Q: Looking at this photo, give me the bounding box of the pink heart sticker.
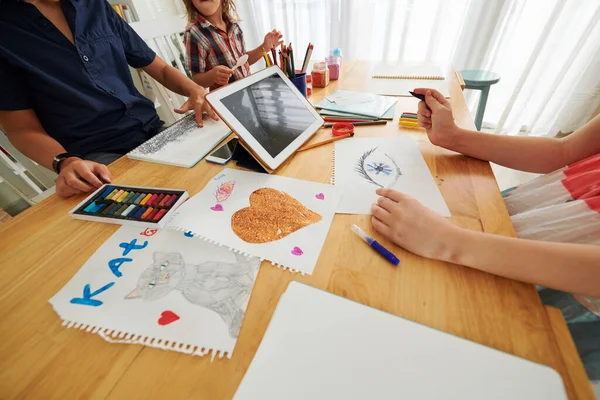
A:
[291,246,303,256]
[315,193,325,200]
[210,204,223,211]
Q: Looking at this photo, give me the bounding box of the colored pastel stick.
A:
[115,204,129,216]
[116,191,130,203]
[146,208,159,220]
[111,189,124,201]
[140,193,152,205]
[100,186,114,199]
[134,193,146,204]
[153,208,167,221]
[141,207,153,219]
[108,204,121,215]
[105,189,119,200]
[146,194,159,206]
[123,192,136,203]
[159,194,171,207]
[122,204,137,217]
[84,202,97,213]
[165,194,178,207]
[140,194,153,205]
[94,204,107,214]
[155,193,165,206]
[132,207,146,219]
[103,203,118,215]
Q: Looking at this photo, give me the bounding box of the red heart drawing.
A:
[158,310,180,326]
[210,204,224,212]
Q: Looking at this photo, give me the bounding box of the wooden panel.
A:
[545,306,595,400]
[0,61,584,399]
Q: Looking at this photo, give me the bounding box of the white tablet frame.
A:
[206,66,324,172]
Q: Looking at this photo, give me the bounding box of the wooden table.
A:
[0,61,593,400]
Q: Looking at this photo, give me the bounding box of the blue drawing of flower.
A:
[366,162,393,175]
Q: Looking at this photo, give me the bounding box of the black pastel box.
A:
[69,184,188,228]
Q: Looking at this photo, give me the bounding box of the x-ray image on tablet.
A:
[206,66,324,172]
[220,74,317,158]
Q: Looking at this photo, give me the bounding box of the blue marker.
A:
[351,224,400,266]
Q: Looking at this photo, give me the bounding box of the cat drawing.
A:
[125,251,259,338]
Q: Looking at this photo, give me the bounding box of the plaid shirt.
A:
[184,13,250,89]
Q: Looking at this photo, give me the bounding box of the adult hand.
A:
[371,188,459,261]
[413,88,458,148]
[174,85,219,126]
[56,158,111,198]
[262,29,284,51]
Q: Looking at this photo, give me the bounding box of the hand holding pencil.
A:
[413,88,457,147]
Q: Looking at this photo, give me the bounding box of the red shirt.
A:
[184,13,250,90]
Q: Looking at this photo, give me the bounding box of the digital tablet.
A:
[206,66,324,172]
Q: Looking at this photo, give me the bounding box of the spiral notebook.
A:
[368,63,450,97]
[234,281,567,400]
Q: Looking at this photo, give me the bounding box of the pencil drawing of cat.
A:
[125,251,259,338]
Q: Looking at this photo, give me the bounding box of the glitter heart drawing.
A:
[158,310,180,326]
[165,168,342,275]
[231,188,322,244]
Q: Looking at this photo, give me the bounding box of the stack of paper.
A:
[314,90,398,119]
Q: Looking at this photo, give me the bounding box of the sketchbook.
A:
[128,113,231,168]
[49,226,261,359]
[234,281,567,400]
[314,90,398,119]
[372,63,445,80]
[334,137,450,216]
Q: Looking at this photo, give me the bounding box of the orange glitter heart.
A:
[231,188,322,243]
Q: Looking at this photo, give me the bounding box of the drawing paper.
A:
[49,226,261,358]
[334,137,450,215]
[167,169,341,274]
[234,281,567,400]
[128,113,231,168]
[314,90,398,119]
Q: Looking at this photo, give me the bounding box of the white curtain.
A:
[236,0,600,137]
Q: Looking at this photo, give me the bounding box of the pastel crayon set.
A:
[69,184,188,228]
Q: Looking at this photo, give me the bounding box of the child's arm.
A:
[371,188,600,298]
[191,67,233,88]
[247,29,283,65]
[414,88,600,174]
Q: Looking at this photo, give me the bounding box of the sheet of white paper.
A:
[333,93,374,106]
[167,169,341,274]
[371,63,445,79]
[49,226,261,358]
[334,137,450,215]
[128,114,231,168]
[234,281,567,400]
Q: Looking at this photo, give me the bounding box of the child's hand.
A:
[413,88,459,148]
[210,65,233,86]
[371,188,459,261]
[262,29,284,51]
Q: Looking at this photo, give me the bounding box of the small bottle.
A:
[311,61,330,88]
[326,54,340,81]
[332,48,343,67]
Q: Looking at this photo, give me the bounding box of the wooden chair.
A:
[130,14,190,125]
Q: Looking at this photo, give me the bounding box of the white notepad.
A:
[367,63,450,98]
[235,281,567,400]
[128,113,231,168]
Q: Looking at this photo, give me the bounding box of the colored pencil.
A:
[271,48,277,67]
[301,43,313,73]
[288,43,296,78]
[323,118,378,123]
[323,120,387,128]
[296,132,354,152]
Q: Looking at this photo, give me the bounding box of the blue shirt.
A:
[0,0,163,156]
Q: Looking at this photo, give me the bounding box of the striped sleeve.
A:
[185,29,207,73]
